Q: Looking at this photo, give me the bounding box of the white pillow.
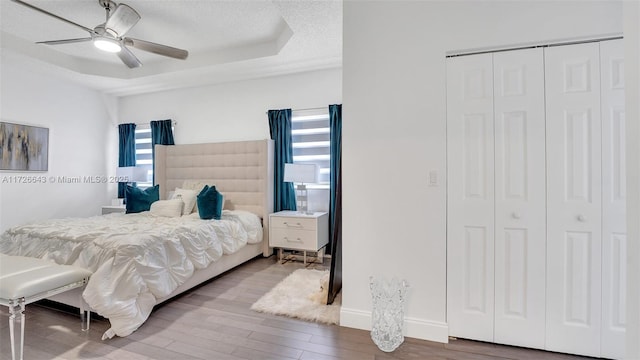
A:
[150,199,184,218]
[171,188,198,214]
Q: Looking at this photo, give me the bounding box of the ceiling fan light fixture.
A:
[93,37,121,53]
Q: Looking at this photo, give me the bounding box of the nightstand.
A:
[269,211,329,264]
[102,205,126,215]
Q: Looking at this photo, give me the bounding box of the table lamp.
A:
[283,163,318,214]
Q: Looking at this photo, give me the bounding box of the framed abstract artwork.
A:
[0,122,49,171]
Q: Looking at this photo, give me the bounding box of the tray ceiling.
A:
[0,0,342,96]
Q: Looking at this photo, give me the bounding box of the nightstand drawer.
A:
[270,216,317,231]
[270,228,318,250]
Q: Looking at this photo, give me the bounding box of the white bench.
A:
[0,254,92,360]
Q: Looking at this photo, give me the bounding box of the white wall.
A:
[342,1,623,342]
[0,65,339,232]
[0,56,117,232]
[118,68,342,212]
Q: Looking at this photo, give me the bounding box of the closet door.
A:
[446,53,495,342]
[600,39,626,360]
[545,43,602,357]
[493,48,546,349]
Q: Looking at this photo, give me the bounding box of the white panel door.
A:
[545,43,602,357]
[447,53,495,342]
[492,48,546,349]
[600,39,626,360]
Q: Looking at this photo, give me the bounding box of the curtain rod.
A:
[265,106,327,115]
[116,120,177,128]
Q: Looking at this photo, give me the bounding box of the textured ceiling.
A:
[0,0,342,96]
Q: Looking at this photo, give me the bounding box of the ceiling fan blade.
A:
[117,46,142,68]
[11,0,94,34]
[105,4,140,37]
[124,37,189,60]
[37,37,93,45]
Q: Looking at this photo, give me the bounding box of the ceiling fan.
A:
[11,0,189,68]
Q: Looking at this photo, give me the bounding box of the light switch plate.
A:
[429,170,438,186]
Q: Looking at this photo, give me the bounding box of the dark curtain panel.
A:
[150,119,175,184]
[328,104,342,254]
[118,123,137,198]
[327,104,342,304]
[268,109,297,212]
[327,178,342,305]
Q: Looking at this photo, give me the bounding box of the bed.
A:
[0,139,274,339]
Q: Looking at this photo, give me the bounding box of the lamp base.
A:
[295,184,310,214]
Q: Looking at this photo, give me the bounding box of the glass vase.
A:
[369,276,409,352]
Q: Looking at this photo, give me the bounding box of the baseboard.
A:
[404,316,449,343]
[340,307,449,343]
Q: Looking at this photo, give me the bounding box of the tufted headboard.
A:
[154,139,274,256]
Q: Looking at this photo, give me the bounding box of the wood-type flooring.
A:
[0,256,599,359]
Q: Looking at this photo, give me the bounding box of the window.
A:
[291,109,330,188]
[134,126,153,188]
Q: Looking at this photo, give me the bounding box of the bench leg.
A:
[8,298,25,360]
[79,290,90,331]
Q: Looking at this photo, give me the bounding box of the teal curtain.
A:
[329,104,342,249]
[118,123,137,198]
[268,109,296,212]
[327,104,342,304]
[150,119,175,184]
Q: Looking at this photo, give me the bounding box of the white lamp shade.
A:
[116,166,148,183]
[283,163,317,184]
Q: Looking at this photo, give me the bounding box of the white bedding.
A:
[0,210,263,339]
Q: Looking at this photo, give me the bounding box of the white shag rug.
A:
[251,269,341,325]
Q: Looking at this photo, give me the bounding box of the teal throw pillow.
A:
[197,185,223,220]
[125,185,160,214]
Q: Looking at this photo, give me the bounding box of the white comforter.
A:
[0,210,262,339]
